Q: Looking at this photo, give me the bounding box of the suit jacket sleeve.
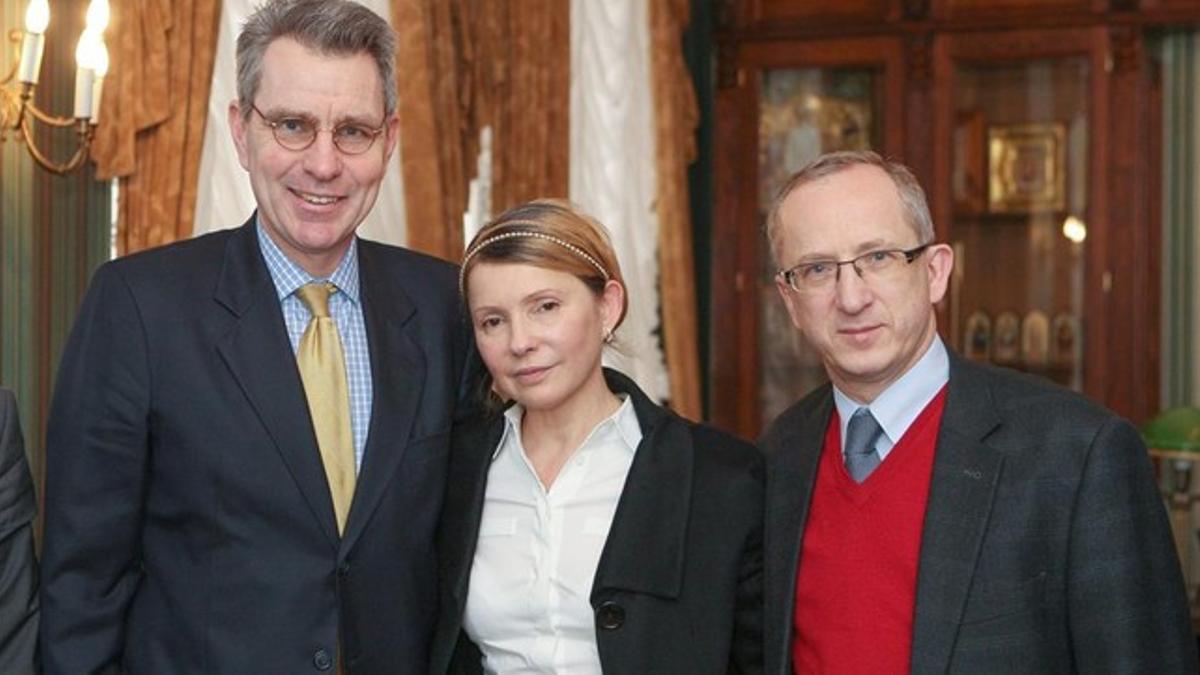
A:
[0,390,38,675]
[40,264,152,674]
[731,452,765,675]
[1067,417,1199,672]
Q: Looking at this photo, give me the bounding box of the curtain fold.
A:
[1161,32,1199,407]
[91,0,221,255]
[392,0,569,261]
[649,0,701,419]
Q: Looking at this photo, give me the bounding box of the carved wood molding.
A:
[903,0,931,21]
[717,40,741,89]
[906,33,933,86]
[716,0,737,31]
[1110,26,1143,75]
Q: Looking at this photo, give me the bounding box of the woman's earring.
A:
[602,327,614,344]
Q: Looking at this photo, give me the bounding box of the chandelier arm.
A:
[19,116,91,175]
[23,99,80,128]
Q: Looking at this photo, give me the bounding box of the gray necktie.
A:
[844,408,883,483]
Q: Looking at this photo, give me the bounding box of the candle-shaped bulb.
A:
[90,40,109,124]
[25,0,50,33]
[93,41,109,77]
[74,31,104,119]
[18,0,50,84]
[85,0,110,32]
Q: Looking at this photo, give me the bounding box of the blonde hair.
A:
[461,199,628,330]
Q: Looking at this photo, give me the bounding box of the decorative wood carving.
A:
[1110,26,1143,75]
[717,40,740,90]
[906,33,933,87]
[715,0,737,31]
[903,0,931,20]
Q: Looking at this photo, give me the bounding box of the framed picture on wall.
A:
[987,122,1067,214]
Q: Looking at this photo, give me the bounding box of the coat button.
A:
[595,601,625,630]
[313,648,333,670]
[337,561,351,577]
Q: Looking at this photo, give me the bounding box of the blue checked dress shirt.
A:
[257,222,373,471]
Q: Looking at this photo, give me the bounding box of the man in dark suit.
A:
[40,1,475,672]
[0,388,38,674]
[760,150,1197,673]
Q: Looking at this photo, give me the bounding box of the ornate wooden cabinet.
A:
[711,0,1200,438]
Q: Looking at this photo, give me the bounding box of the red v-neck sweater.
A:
[792,388,948,674]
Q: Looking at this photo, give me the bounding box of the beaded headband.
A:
[459,226,611,295]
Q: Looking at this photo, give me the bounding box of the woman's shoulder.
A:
[654,412,763,477]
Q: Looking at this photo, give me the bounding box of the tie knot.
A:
[297,282,335,318]
[845,407,883,457]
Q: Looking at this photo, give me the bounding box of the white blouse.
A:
[462,397,643,674]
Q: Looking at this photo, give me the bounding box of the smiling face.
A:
[229,37,398,277]
[467,262,623,415]
[773,164,953,402]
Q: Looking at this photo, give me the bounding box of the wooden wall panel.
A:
[754,0,895,24]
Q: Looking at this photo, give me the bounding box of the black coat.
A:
[431,369,764,674]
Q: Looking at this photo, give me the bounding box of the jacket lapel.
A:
[339,242,422,556]
[214,219,340,548]
[443,417,505,609]
[763,387,832,675]
[591,370,690,601]
[910,356,1005,673]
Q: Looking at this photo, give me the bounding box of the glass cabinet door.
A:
[947,58,1090,392]
[756,67,883,426]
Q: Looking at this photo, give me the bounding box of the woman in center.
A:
[430,200,763,674]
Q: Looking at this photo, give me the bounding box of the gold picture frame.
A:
[987,122,1067,214]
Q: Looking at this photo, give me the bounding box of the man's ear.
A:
[229,100,251,170]
[925,243,955,305]
[382,114,400,162]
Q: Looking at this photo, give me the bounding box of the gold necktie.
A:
[295,282,356,534]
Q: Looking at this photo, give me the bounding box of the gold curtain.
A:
[392,0,570,260]
[91,0,221,255]
[650,0,701,419]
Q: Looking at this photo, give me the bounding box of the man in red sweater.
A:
[760,150,1197,673]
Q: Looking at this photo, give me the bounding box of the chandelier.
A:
[1,0,109,175]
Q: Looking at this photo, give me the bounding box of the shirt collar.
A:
[494,394,641,461]
[255,217,360,304]
[832,335,949,446]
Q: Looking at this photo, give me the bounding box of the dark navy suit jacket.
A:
[41,219,477,674]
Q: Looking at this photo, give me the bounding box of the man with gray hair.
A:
[40,1,476,671]
[760,150,1196,673]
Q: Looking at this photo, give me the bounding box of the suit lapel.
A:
[763,388,832,675]
[214,220,340,547]
[591,371,690,601]
[338,242,423,556]
[910,357,1004,673]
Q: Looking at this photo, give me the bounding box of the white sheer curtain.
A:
[570,0,669,403]
[192,0,407,245]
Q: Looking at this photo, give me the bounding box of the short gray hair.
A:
[236,0,398,118]
[766,150,934,264]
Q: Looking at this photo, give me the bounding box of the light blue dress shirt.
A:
[832,336,949,463]
[256,222,373,471]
